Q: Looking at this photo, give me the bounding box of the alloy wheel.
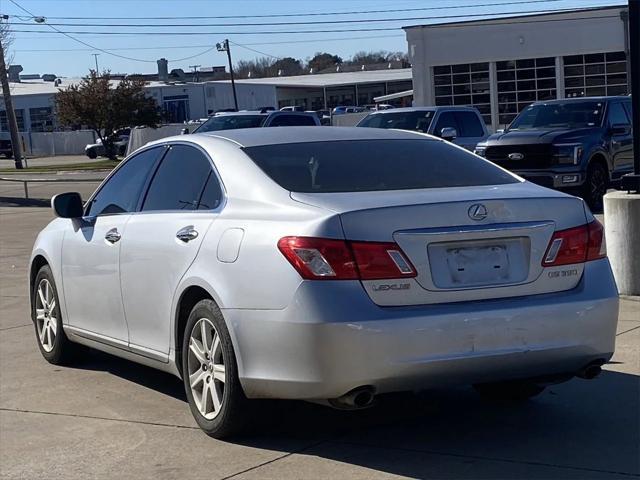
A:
[187,318,226,420]
[589,166,607,210]
[35,279,57,352]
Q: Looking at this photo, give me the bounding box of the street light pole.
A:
[217,39,238,111]
[0,18,23,169]
[92,53,100,73]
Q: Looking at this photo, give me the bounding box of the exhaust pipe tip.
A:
[576,360,604,380]
[329,386,376,410]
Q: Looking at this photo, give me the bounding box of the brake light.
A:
[542,220,606,267]
[278,236,416,280]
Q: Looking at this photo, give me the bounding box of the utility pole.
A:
[189,64,201,83]
[92,53,100,73]
[217,39,238,111]
[0,17,23,169]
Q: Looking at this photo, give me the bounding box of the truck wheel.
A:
[86,149,97,159]
[583,162,608,212]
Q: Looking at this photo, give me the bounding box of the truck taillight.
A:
[278,237,416,280]
[542,220,606,267]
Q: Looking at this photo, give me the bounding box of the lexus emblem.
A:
[468,203,488,221]
[508,152,524,160]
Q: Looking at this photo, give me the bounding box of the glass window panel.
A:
[517,80,536,91]
[585,75,605,87]
[498,81,516,92]
[585,64,606,75]
[607,85,628,96]
[585,87,606,96]
[606,62,627,74]
[564,65,584,76]
[470,62,489,72]
[475,104,491,114]
[498,92,517,102]
[499,102,517,113]
[516,58,535,68]
[471,82,490,94]
[606,51,626,62]
[482,114,492,125]
[473,94,490,104]
[565,88,585,98]
[537,89,556,100]
[565,77,584,88]
[516,69,535,80]
[584,53,605,64]
[452,73,470,84]
[471,72,489,82]
[434,75,452,86]
[517,91,536,102]
[433,65,450,75]
[435,86,453,96]
[536,57,555,67]
[453,84,471,95]
[499,114,517,125]
[536,67,556,79]
[606,73,627,85]
[452,64,470,73]
[537,78,556,89]
[497,70,515,81]
[563,55,583,65]
[518,102,533,111]
[453,95,472,105]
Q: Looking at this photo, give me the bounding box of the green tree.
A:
[56,70,162,159]
[307,52,343,73]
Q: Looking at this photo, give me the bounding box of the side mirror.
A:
[52,192,84,219]
[181,127,190,135]
[440,127,458,141]
[610,123,631,136]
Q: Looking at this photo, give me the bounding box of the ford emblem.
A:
[508,152,524,160]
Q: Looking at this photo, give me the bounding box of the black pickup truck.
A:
[474,96,633,210]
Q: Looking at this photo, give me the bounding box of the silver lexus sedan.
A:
[29,127,619,438]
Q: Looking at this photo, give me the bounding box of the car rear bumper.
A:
[224,258,619,400]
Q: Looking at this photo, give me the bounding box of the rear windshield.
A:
[357,111,434,133]
[243,139,517,193]
[195,115,265,133]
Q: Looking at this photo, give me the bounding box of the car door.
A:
[431,110,460,143]
[61,146,164,343]
[119,144,223,357]
[607,101,633,174]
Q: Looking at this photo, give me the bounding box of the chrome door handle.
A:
[105,228,121,244]
[176,226,199,243]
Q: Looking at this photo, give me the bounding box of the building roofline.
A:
[402,4,626,30]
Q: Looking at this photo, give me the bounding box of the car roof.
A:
[365,106,478,114]
[196,126,436,147]
[532,96,629,105]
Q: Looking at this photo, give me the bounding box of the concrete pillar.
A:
[603,191,640,295]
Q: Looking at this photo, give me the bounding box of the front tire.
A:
[32,265,79,365]
[583,162,608,212]
[182,299,249,438]
[86,148,97,159]
[473,381,545,402]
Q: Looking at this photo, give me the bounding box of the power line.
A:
[5,6,611,27]
[13,0,568,20]
[228,41,281,60]
[6,15,624,36]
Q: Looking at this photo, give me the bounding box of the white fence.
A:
[10,130,98,157]
[126,123,201,155]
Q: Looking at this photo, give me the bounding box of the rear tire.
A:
[182,299,250,438]
[583,162,608,212]
[473,381,545,402]
[32,265,80,365]
[86,149,97,159]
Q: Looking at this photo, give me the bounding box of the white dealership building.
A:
[404,5,631,131]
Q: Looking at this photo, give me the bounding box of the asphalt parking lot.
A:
[1,181,639,480]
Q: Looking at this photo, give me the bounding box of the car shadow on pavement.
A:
[0,196,51,208]
[68,349,640,478]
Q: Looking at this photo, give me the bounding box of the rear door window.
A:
[142,145,213,211]
[269,114,317,126]
[243,139,517,193]
[608,102,630,126]
[455,111,485,137]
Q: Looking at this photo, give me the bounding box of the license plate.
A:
[446,244,509,286]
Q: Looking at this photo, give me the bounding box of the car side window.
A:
[622,102,633,123]
[270,114,316,127]
[197,172,223,210]
[455,112,485,137]
[608,102,630,127]
[86,146,163,217]
[142,144,213,212]
[433,112,459,137]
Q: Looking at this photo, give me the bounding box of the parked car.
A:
[331,106,366,115]
[31,127,617,438]
[357,106,489,150]
[187,110,320,134]
[279,106,305,112]
[85,128,130,159]
[474,96,633,210]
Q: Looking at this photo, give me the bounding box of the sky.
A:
[0,0,626,78]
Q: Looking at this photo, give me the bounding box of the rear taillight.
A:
[542,219,606,267]
[278,236,416,280]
